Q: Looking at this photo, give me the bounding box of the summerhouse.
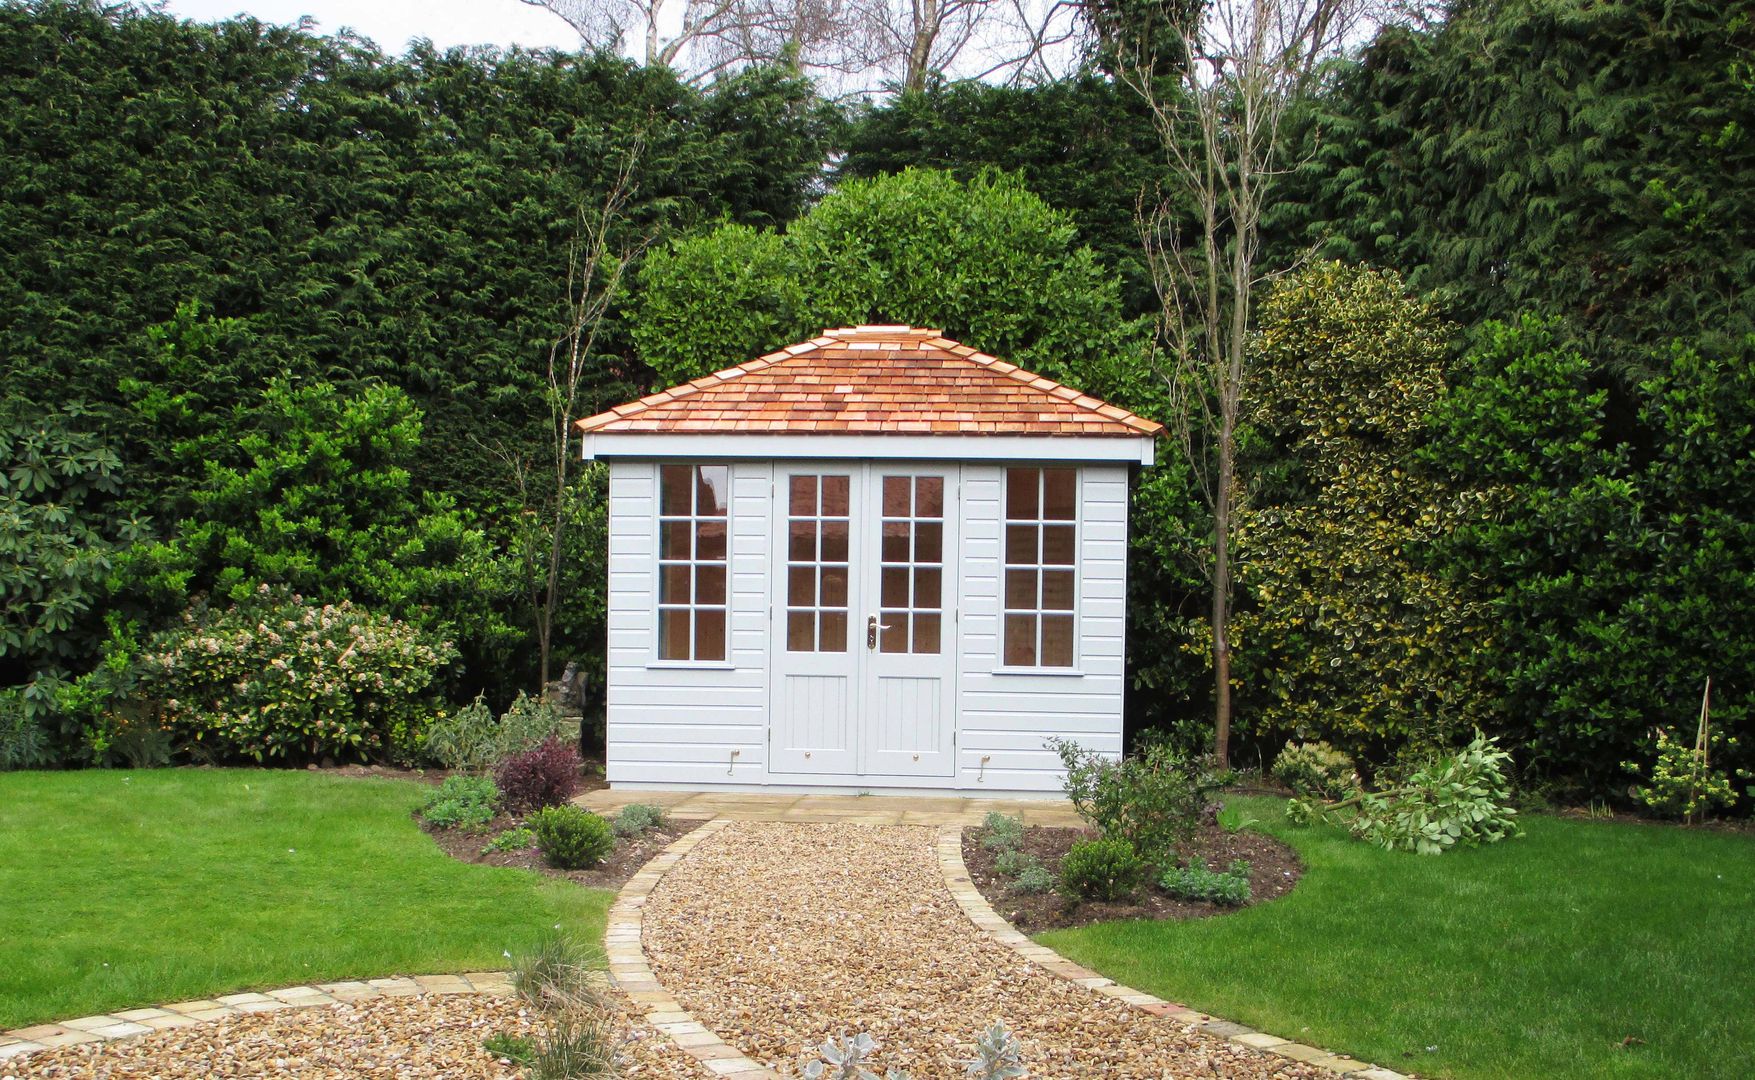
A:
[577,326,1161,796]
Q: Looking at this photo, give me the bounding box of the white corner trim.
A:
[582,433,1156,466]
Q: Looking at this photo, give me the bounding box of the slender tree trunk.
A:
[1212,434,1233,767]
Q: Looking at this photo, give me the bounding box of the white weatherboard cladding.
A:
[602,455,1131,795]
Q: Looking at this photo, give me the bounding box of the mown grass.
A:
[0,768,610,1029]
[1039,796,1755,1080]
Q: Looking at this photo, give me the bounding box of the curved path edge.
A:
[0,972,513,1063]
[933,825,1410,1080]
[606,818,778,1079]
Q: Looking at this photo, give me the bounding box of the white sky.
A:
[162,0,582,54]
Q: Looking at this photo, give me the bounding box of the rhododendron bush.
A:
[142,587,454,762]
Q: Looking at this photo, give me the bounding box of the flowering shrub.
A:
[495,736,583,813]
[140,587,454,762]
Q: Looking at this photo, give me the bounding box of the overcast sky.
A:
[162,0,582,54]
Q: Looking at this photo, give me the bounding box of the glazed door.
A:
[858,468,958,778]
[769,467,860,774]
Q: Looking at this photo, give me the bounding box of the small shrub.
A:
[495,736,583,813]
[1057,837,1145,902]
[483,1031,535,1065]
[1051,738,1225,863]
[423,695,498,772]
[965,1021,1026,1080]
[499,691,567,758]
[613,802,666,837]
[137,587,453,763]
[0,690,55,771]
[980,811,1024,852]
[1624,723,1748,824]
[482,826,535,855]
[531,805,614,869]
[1272,741,1359,801]
[1159,857,1252,905]
[528,998,616,1080]
[509,929,600,1008]
[420,775,499,830]
[992,848,1038,878]
[1010,864,1054,895]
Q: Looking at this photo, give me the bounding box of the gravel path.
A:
[642,822,1330,1080]
[5,992,708,1080]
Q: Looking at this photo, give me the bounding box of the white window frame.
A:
[997,465,1081,673]
[652,463,731,666]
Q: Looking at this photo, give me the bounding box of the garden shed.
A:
[577,326,1162,795]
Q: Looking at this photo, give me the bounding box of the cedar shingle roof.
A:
[576,326,1163,438]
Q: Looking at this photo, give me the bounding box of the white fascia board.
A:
[581,432,1156,466]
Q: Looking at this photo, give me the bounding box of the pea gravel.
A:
[5,992,709,1079]
[642,822,1331,1080]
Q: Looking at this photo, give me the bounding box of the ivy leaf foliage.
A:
[1427,318,1755,794]
[1233,263,1493,761]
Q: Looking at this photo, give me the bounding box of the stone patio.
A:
[573,788,1086,827]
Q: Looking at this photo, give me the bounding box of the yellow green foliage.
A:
[1234,263,1491,758]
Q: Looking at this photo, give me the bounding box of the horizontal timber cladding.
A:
[601,456,1129,794]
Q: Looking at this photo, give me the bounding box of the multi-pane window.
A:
[657,464,729,661]
[878,475,945,654]
[786,474,851,652]
[1003,467,1076,667]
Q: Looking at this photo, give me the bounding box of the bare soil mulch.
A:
[963,822,1303,931]
[424,811,689,891]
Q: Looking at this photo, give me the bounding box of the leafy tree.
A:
[117,380,516,689]
[1287,0,1755,374]
[1429,319,1755,794]
[1233,264,1491,761]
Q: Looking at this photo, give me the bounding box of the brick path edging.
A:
[606,818,779,1079]
[0,972,514,1063]
[933,825,1411,1080]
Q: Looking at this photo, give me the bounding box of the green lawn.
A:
[0,768,610,1029]
[1039,797,1755,1080]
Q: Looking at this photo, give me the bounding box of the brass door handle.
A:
[866,614,895,649]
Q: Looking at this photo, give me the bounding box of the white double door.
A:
[768,463,959,779]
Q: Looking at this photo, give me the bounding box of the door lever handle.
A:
[865,614,894,649]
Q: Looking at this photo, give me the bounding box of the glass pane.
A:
[1043,468,1076,520]
[660,465,692,516]
[661,521,691,560]
[915,476,943,518]
[660,563,691,604]
[880,612,908,653]
[696,466,729,516]
[1005,524,1038,565]
[694,607,726,660]
[914,522,942,563]
[881,566,909,608]
[882,476,911,517]
[882,521,909,563]
[1042,524,1075,566]
[821,475,850,516]
[1042,615,1074,666]
[1003,614,1036,666]
[659,608,690,660]
[820,566,849,608]
[787,610,814,652]
[789,521,816,562]
[912,612,941,654]
[695,564,726,605]
[913,567,942,611]
[821,520,849,562]
[1042,569,1075,610]
[789,475,817,516]
[820,611,847,652]
[696,520,728,562]
[1004,568,1036,609]
[1006,467,1039,520]
[788,566,814,606]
